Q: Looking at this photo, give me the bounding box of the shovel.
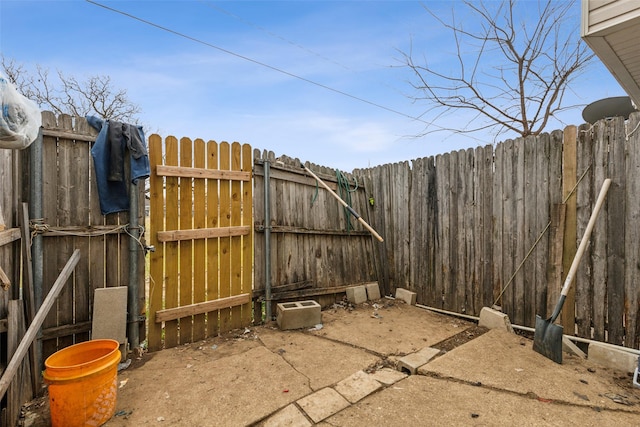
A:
[533,178,611,364]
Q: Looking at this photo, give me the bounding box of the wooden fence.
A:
[256,115,640,350]
[253,152,378,317]
[147,136,253,351]
[358,117,640,349]
[0,112,146,424]
[34,112,146,357]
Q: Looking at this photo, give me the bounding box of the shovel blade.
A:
[533,315,564,364]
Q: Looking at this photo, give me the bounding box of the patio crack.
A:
[258,340,313,390]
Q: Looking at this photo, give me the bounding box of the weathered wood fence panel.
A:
[0,112,147,423]
[253,153,378,314]
[354,118,639,349]
[37,112,146,359]
[148,137,253,351]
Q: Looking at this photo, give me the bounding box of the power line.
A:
[198,0,352,71]
[85,0,438,126]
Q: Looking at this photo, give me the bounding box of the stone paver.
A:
[369,368,407,386]
[297,387,350,423]
[333,370,382,403]
[261,404,312,427]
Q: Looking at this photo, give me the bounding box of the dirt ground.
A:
[18,299,640,426]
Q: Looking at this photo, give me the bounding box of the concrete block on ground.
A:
[364,282,381,301]
[397,347,440,375]
[276,300,321,330]
[478,307,514,333]
[395,288,416,305]
[346,285,367,304]
[562,337,586,359]
[588,342,638,373]
[297,387,350,423]
[92,286,128,343]
[261,404,312,427]
[333,370,382,403]
[369,367,407,386]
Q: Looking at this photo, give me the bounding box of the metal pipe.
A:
[264,159,272,321]
[127,178,141,351]
[414,302,640,356]
[29,127,43,372]
[29,128,43,312]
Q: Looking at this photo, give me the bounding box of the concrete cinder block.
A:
[397,347,440,375]
[395,288,417,305]
[588,342,639,373]
[333,370,382,403]
[346,285,367,304]
[562,337,586,359]
[276,300,321,330]
[365,282,381,301]
[297,387,350,423]
[478,307,514,333]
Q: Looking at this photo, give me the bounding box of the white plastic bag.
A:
[0,73,41,149]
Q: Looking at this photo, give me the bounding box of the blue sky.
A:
[0,0,626,170]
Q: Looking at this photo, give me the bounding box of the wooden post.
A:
[561,126,577,333]
[0,249,80,399]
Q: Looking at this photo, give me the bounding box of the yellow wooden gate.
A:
[147,135,253,351]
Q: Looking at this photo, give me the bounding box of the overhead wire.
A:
[197,0,352,71]
[85,0,448,129]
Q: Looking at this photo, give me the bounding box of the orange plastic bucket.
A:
[43,339,121,427]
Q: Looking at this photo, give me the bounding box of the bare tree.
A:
[401,0,594,139]
[2,55,141,122]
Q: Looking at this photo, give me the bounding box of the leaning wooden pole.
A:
[301,163,384,242]
[0,249,80,399]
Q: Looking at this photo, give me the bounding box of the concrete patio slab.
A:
[419,328,640,411]
[258,327,379,390]
[318,301,473,356]
[320,374,640,426]
[105,342,312,426]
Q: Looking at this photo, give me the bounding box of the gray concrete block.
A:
[346,285,367,304]
[297,387,350,423]
[92,286,128,343]
[562,337,586,359]
[397,347,440,375]
[395,288,417,305]
[262,404,312,427]
[333,370,382,403]
[588,342,639,373]
[276,300,321,330]
[369,368,407,386]
[364,282,381,301]
[478,307,514,333]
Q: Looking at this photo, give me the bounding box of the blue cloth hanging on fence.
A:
[87,116,150,215]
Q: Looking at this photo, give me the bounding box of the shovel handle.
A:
[550,178,611,322]
[302,164,384,242]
